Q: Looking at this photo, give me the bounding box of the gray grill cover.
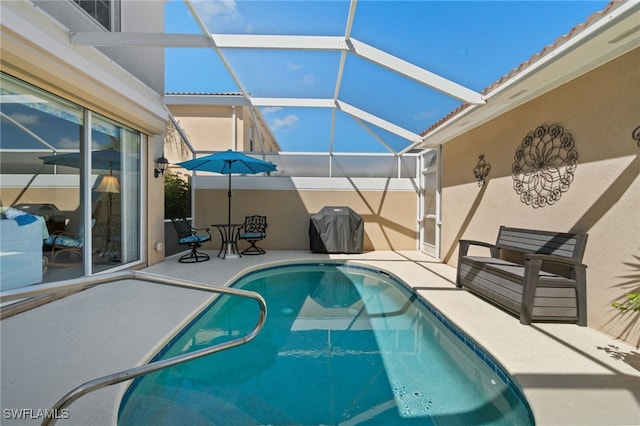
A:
[309,206,363,253]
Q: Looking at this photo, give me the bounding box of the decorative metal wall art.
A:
[512,124,578,208]
[633,126,640,147]
[473,154,491,187]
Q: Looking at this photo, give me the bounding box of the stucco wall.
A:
[191,186,418,252]
[440,49,640,344]
[148,134,166,265]
[168,104,280,155]
[33,0,165,94]
[169,105,236,151]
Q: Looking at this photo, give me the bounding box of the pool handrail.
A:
[0,270,267,426]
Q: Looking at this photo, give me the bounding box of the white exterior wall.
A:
[33,0,164,93]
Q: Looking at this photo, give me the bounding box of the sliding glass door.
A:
[0,72,142,286]
[90,113,141,273]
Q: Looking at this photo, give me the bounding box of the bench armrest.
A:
[459,239,498,257]
[524,253,587,269]
[521,253,588,326]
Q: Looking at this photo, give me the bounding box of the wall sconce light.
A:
[473,154,491,187]
[154,156,169,178]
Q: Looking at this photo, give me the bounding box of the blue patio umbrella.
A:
[40,149,125,171]
[176,150,277,227]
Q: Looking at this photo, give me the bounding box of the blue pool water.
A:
[119,264,534,425]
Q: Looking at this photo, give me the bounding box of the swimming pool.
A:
[119,263,534,425]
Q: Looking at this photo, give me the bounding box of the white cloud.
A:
[8,113,40,126]
[271,114,299,132]
[412,110,439,121]
[287,62,303,71]
[194,0,239,21]
[58,137,80,149]
[261,107,282,115]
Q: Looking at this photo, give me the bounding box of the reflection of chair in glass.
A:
[171,218,211,263]
[38,205,61,233]
[239,215,267,255]
[44,220,95,266]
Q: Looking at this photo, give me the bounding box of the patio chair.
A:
[44,219,95,266]
[239,215,267,255]
[171,218,211,263]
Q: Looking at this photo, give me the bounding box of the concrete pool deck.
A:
[1,250,638,425]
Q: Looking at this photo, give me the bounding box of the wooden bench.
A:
[456,226,588,326]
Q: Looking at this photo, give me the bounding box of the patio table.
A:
[212,223,244,259]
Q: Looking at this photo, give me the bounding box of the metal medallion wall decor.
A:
[633,126,640,147]
[473,154,491,187]
[512,124,578,208]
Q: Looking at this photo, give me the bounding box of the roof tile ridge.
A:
[165,91,244,96]
[483,0,618,96]
[420,0,619,138]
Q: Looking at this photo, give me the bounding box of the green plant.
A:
[164,172,191,219]
[613,293,640,313]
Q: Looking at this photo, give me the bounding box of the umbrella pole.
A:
[227,170,232,228]
[223,165,240,259]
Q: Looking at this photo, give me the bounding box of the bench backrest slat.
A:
[496,226,588,261]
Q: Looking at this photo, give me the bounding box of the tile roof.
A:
[420,0,621,138]
[165,92,243,96]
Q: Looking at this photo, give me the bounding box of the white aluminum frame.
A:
[70,0,485,156]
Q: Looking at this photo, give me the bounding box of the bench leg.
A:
[455,254,465,289]
[575,266,587,326]
[455,242,470,288]
[520,259,542,325]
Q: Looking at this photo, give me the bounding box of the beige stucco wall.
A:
[169,105,237,152]
[148,134,166,265]
[191,187,418,252]
[0,188,78,215]
[440,48,640,345]
[33,0,165,94]
[168,104,280,156]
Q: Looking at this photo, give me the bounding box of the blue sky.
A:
[164,0,610,153]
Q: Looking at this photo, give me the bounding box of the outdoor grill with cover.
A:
[309,206,363,254]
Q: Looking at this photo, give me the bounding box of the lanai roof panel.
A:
[160,0,620,153]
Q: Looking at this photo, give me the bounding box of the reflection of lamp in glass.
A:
[96,172,120,261]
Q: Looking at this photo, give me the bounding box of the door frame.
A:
[418,146,441,259]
